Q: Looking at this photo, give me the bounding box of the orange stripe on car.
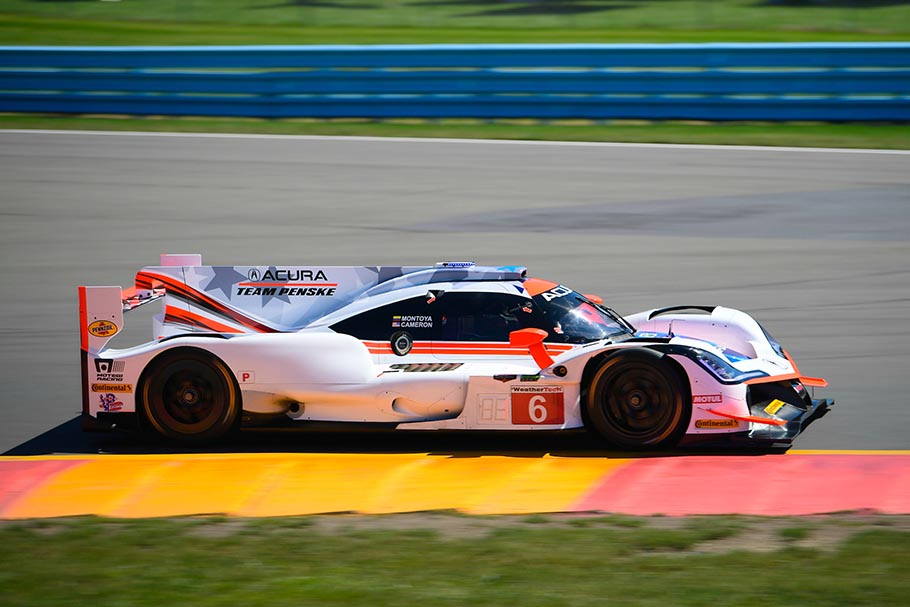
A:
[522,277,560,297]
[361,340,574,357]
[165,306,244,334]
[784,350,830,388]
[78,286,88,352]
[238,282,338,287]
[801,376,829,388]
[141,271,278,333]
[747,350,829,388]
[745,372,801,386]
[708,409,787,427]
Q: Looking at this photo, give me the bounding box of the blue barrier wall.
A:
[1,43,908,121]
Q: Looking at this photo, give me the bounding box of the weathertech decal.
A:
[510,386,565,425]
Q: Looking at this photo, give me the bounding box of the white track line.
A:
[2,128,908,155]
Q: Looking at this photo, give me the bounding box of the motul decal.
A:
[693,394,723,404]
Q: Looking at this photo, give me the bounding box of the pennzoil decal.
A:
[91,383,133,393]
[88,320,119,337]
[695,418,739,429]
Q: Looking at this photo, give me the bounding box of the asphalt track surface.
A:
[1,130,909,456]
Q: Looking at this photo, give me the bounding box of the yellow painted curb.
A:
[2,453,628,519]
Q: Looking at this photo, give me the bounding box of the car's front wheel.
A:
[584,349,689,449]
[140,349,240,443]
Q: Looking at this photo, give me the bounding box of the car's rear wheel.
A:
[585,349,689,449]
[140,350,240,443]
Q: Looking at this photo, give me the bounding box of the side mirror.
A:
[509,328,554,370]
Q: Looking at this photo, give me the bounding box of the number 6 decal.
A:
[528,395,548,423]
[511,387,565,425]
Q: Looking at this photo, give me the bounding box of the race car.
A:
[79,254,832,448]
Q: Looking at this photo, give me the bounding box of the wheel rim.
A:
[601,363,679,444]
[149,359,229,436]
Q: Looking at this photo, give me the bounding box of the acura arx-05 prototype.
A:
[79,255,831,448]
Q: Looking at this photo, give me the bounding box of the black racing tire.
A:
[140,350,240,443]
[584,349,690,450]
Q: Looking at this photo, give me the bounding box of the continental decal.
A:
[88,320,119,337]
[696,419,740,429]
[91,383,133,393]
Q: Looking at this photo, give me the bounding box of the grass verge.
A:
[3,0,910,46]
[2,13,908,46]
[0,513,907,606]
[3,114,908,149]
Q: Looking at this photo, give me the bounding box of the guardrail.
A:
[1,43,908,121]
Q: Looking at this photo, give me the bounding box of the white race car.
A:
[79,255,831,448]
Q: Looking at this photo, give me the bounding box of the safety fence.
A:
[1,43,908,121]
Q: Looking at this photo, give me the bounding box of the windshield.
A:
[531,286,634,344]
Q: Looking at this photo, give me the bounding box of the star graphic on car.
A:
[257,266,293,306]
[203,266,247,298]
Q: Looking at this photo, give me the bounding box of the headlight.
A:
[689,348,768,384]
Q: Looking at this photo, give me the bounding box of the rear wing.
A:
[77,284,166,349]
[77,256,187,354]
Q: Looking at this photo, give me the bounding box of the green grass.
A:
[3,1,908,148]
[4,114,909,149]
[0,516,907,606]
[3,15,906,46]
[2,0,910,45]
[779,525,814,542]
